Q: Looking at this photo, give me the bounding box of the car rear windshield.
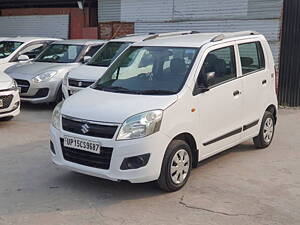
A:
[87,42,132,67]
[35,44,84,63]
[93,46,199,95]
[0,41,23,59]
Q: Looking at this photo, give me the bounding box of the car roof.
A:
[1,36,61,43]
[53,39,106,46]
[133,31,262,48]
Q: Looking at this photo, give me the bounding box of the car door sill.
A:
[203,127,243,146]
[243,119,259,131]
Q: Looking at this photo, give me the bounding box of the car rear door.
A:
[236,39,268,138]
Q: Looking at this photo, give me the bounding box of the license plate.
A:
[64,136,101,154]
[0,99,3,108]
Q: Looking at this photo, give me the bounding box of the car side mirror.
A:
[202,71,215,88]
[194,71,215,95]
[83,56,91,63]
[18,54,30,62]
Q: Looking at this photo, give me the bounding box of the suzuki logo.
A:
[78,81,83,87]
[81,124,90,134]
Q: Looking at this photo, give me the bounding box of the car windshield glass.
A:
[0,41,23,59]
[35,44,84,63]
[92,46,199,95]
[87,42,132,67]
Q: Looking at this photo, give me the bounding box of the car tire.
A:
[0,116,13,121]
[157,139,192,192]
[55,85,63,104]
[253,111,275,149]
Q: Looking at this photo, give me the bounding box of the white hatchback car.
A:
[50,31,278,191]
[0,73,20,120]
[0,36,60,72]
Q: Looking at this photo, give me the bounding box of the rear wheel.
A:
[157,140,192,192]
[253,111,275,148]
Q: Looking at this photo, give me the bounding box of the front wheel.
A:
[253,111,275,149]
[157,140,192,192]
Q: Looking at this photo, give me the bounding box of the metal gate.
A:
[0,15,69,39]
[279,0,300,107]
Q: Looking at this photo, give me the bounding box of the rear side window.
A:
[200,46,236,87]
[238,42,265,75]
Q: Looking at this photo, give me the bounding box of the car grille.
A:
[22,88,49,99]
[68,78,94,88]
[60,139,113,169]
[15,79,30,93]
[0,95,13,109]
[62,116,118,139]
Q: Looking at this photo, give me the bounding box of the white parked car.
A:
[62,32,194,98]
[0,73,20,121]
[50,31,278,191]
[6,39,105,104]
[0,36,60,72]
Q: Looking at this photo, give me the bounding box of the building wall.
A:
[98,0,121,22]
[1,8,87,39]
[0,15,69,38]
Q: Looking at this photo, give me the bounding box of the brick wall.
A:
[99,22,134,39]
[1,8,88,39]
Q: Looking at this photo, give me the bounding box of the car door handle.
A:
[233,90,241,96]
[262,80,267,85]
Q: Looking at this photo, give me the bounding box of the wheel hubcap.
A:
[170,149,190,185]
[263,118,274,143]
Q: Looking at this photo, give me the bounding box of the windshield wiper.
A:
[97,86,132,93]
[138,90,176,95]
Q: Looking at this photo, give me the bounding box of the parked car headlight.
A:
[7,80,18,91]
[63,72,69,86]
[52,102,63,130]
[117,110,163,141]
[32,71,57,83]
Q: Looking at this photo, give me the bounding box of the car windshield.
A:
[35,44,84,63]
[93,46,199,95]
[0,41,23,59]
[87,42,132,67]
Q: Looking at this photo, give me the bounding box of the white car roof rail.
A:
[211,31,260,42]
[143,30,200,41]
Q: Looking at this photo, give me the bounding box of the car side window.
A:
[85,44,103,57]
[199,46,236,87]
[238,42,265,75]
[18,43,46,59]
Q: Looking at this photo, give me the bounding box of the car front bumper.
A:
[0,89,20,118]
[15,78,61,104]
[50,125,170,183]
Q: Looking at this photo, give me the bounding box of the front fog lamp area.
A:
[120,153,150,170]
[117,110,163,141]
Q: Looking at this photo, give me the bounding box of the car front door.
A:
[194,43,243,158]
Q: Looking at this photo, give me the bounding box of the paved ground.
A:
[0,103,299,225]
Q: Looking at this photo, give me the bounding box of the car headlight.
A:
[63,72,69,86]
[117,110,163,141]
[52,102,63,130]
[32,71,57,83]
[7,80,18,91]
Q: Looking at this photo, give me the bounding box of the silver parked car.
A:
[6,39,106,104]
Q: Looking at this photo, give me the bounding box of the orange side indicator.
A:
[191,108,196,112]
